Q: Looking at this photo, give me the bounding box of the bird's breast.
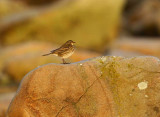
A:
[61,49,75,58]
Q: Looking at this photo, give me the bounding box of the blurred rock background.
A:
[0,0,159,116]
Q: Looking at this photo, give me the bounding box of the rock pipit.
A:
[42,40,76,64]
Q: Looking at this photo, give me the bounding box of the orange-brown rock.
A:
[7,56,160,117]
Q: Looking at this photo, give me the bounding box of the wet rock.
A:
[7,56,160,117]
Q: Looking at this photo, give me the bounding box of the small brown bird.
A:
[42,40,76,64]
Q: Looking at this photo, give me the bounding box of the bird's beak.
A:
[73,41,76,43]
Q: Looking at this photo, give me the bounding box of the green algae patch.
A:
[96,56,122,79]
[96,57,123,115]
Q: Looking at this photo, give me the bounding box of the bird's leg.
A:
[62,58,70,64]
[62,58,66,64]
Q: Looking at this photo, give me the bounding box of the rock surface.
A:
[7,56,160,117]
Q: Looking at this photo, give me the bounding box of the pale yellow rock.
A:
[2,0,125,51]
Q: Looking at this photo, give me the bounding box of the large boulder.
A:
[7,56,160,117]
[1,0,125,51]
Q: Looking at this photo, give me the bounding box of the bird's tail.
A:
[42,53,51,56]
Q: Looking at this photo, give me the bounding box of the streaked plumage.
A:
[42,40,76,64]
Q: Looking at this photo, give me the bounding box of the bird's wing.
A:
[50,46,69,54]
[50,48,58,54]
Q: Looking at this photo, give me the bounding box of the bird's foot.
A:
[62,62,70,64]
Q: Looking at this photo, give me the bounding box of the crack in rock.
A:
[55,105,69,117]
[55,78,98,117]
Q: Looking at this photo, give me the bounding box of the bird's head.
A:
[66,40,76,45]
